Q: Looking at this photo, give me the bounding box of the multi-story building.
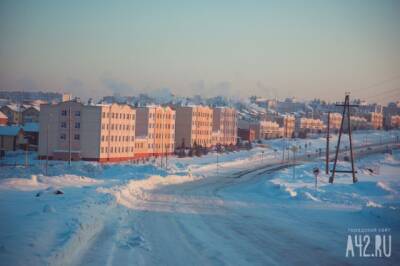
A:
[298,118,325,133]
[390,115,400,128]
[0,111,8,125]
[175,106,213,148]
[281,115,295,138]
[349,116,368,130]
[212,107,237,146]
[383,102,400,128]
[367,112,383,129]
[135,106,176,156]
[38,100,136,162]
[328,113,342,130]
[262,121,283,139]
[237,128,256,142]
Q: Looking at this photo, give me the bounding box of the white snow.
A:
[0,129,399,265]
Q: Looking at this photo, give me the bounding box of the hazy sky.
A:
[0,0,399,103]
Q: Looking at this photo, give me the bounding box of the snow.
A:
[0,129,399,265]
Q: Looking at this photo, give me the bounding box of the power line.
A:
[352,74,400,93]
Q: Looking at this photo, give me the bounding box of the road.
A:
[70,142,399,266]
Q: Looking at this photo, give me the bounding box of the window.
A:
[60,133,66,140]
[61,122,67,128]
[75,122,80,129]
[74,134,80,140]
[61,110,67,116]
[75,111,80,116]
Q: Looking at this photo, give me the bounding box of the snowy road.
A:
[75,145,399,265]
[1,131,399,266]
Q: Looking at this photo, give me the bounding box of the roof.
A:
[0,125,23,136]
[22,122,39,133]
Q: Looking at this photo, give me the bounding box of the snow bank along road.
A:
[0,133,399,266]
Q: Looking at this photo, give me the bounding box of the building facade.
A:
[175,106,213,148]
[298,118,325,133]
[212,107,237,146]
[368,112,383,129]
[135,106,176,156]
[0,111,8,125]
[39,100,136,162]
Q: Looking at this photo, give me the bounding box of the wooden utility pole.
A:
[329,93,358,183]
[325,112,330,175]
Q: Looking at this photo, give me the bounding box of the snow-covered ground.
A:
[0,130,399,265]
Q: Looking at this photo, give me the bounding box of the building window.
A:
[61,122,67,128]
[74,134,80,140]
[60,133,66,140]
[61,110,67,116]
[75,122,80,128]
[75,111,80,116]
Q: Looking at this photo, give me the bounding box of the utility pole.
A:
[68,106,72,165]
[330,93,358,183]
[216,143,220,177]
[46,115,49,175]
[325,112,330,175]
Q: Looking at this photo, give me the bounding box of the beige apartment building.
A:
[135,106,176,156]
[175,106,213,149]
[329,113,342,130]
[299,118,325,133]
[39,100,136,162]
[212,107,237,146]
[282,115,295,138]
[368,112,383,129]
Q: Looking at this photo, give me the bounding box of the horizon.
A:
[1,0,399,104]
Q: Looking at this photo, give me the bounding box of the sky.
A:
[0,0,399,103]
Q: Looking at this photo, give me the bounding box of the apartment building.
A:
[367,112,383,129]
[349,116,368,130]
[329,113,342,130]
[237,128,256,142]
[281,115,295,138]
[175,106,213,148]
[39,100,136,162]
[299,118,325,133]
[212,107,237,146]
[262,121,283,139]
[390,115,400,128]
[135,106,176,156]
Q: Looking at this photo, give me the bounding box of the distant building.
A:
[237,128,256,142]
[0,111,8,125]
[212,107,237,146]
[383,102,400,128]
[38,100,136,162]
[135,106,176,156]
[390,115,400,128]
[0,126,25,151]
[298,118,325,134]
[0,104,23,124]
[22,122,39,149]
[62,93,72,102]
[22,106,40,124]
[329,113,342,131]
[349,116,368,130]
[275,115,295,138]
[175,106,213,148]
[366,112,383,129]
